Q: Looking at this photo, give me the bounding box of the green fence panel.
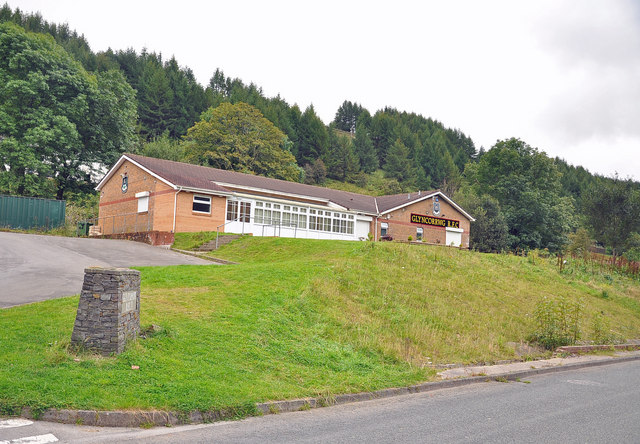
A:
[0,195,66,229]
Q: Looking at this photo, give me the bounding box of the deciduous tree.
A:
[583,175,640,256]
[0,23,136,199]
[184,102,301,181]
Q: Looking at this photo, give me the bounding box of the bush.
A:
[566,228,593,260]
[624,232,640,262]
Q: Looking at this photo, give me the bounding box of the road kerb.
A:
[15,353,640,428]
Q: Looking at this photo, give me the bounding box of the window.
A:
[253,201,311,227]
[255,208,264,224]
[333,217,340,233]
[193,195,211,213]
[381,222,389,237]
[240,202,251,222]
[309,209,317,230]
[135,191,149,213]
[416,227,423,241]
[347,215,354,235]
[226,200,238,220]
[249,202,359,233]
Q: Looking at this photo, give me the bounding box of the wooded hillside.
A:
[1,4,639,258]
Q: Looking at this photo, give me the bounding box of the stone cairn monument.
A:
[71,267,141,355]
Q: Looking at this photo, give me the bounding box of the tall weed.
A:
[529,297,582,349]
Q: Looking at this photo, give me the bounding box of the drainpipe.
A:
[172,187,182,232]
[374,216,378,242]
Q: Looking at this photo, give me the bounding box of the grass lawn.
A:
[1,237,640,416]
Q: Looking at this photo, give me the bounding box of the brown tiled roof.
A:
[107,154,471,218]
[125,154,379,213]
[375,190,439,213]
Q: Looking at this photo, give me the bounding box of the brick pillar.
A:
[71,267,141,355]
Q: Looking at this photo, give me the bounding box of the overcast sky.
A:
[8,0,640,179]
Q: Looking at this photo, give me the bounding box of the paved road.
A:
[3,360,639,443]
[0,232,213,308]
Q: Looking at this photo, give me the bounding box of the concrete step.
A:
[197,234,243,251]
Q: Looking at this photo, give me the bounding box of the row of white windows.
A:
[226,199,355,235]
[189,195,357,236]
[308,209,354,234]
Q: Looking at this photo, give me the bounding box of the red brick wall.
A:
[377,196,471,248]
[99,160,227,234]
[98,160,169,234]
[170,192,226,233]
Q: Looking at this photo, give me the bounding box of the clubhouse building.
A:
[95,154,474,247]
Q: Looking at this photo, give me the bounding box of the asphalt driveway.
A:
[0,232,214,308]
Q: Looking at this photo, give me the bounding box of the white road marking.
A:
[567,379,605,387]
[0,434,58,444]
[0,419,33,429]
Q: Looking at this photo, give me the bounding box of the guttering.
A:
[212,182,331,205]
[172,187,182,233]
[230,191,350,212]
[180,186,232,197]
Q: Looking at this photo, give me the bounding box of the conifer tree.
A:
[137,55,174,139]
[353,122,378,173]
[384,139,414,183]
[324,127,359,181]
[370,112,396,166]
[295,105,328,165]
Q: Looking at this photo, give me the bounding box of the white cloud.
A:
[5,0,639,179]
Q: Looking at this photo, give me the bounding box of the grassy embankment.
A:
[1,236,640,416]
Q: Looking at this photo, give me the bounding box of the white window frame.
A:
[193,195,212,214]
[135,191,149,213]
[240,201,251,222]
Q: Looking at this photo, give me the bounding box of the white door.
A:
[445,227,463,247]
[356,220,370,240]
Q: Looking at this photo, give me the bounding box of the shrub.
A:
[566,228,593,260]
[529,296,582,349]
[591,312,614,344]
